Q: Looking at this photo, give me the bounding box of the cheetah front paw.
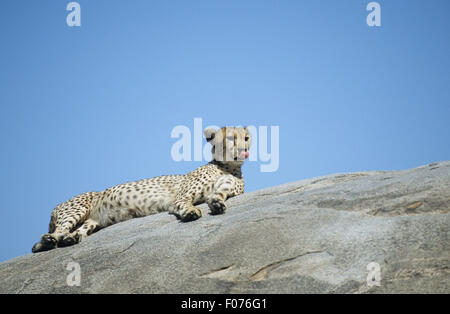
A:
[208,198,227,215]
[180,207,202,222]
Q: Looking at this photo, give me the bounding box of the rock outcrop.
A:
[1,161,449,293]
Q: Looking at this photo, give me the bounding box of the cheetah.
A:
[32,126,251,253]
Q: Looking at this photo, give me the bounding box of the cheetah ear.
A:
[204,128,217,143]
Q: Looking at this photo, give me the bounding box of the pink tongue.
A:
[240,151,249,159]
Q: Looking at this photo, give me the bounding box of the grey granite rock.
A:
[1,161,449,293]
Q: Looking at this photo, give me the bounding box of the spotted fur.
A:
[32,126,251,253]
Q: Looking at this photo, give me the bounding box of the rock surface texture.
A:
[1,161,449,293]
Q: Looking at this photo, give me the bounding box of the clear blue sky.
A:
[1,0,449,262]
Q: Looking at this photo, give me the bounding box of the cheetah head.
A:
[204,126,251,164]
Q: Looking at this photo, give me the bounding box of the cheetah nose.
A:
[239,149,249,159]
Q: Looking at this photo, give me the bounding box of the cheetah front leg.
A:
[171,196,203,222]
[207,175,242,215]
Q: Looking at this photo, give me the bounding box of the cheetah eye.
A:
[245,136,249,141]
[207,133,215,141]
